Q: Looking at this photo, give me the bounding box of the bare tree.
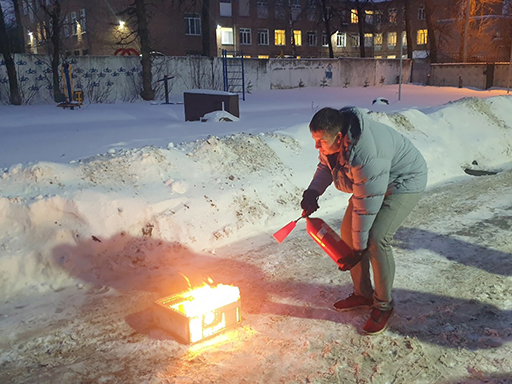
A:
[117,0,155,100]
[319,0,335,58]
[33,0,64,102]
[424,0,438,62]
[134,0,154,100]
[0,1,22,105]
[458,0,504,62]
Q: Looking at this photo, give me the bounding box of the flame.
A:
[172,283,240,343]
[170,283,240,318]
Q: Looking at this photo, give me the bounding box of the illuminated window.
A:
[293,30,302,46]
[336,32,346,47]
[402,31,407,46]
[387,55,397,59]
[258,55,269,59]
[275,29,286,46]
[417,29,428,45]
[374,33,383,47]
[351,9,358,23]
[364,33,373,46]
[185,14,201,35]
[220,27,233,45]
[388,32,397,47]
[307,31,317,46]
[240,28,251,45]
[258,29,269,45]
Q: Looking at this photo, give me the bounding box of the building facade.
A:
[16,0,512,62]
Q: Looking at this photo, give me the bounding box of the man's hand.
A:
[300,189,320,216]
[337,249,366,271]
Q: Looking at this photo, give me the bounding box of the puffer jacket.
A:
[308,106,428,250]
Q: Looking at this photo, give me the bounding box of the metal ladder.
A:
[222,50,245,101]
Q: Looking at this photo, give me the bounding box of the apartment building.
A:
[16,0,512,62]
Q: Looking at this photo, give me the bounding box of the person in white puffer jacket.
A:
[301,106,428,335]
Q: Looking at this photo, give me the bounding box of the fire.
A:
[170,283,240,317]
[153,281,241,344]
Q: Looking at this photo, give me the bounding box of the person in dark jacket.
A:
[301,106,428,335]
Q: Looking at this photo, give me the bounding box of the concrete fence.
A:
[0,54,411,105]
[429,62,512,90]
[2,54,512,105]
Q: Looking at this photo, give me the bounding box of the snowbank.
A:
[1,96,512,299]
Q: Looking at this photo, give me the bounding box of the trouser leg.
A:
[368,193,422,311]
[341,198,373,299]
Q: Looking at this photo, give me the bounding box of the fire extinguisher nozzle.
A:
[273,221,297,243]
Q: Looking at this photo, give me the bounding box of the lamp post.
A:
[399,33,403,101]
[508,39,512,94]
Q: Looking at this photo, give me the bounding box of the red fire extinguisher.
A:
[306,217,355,270]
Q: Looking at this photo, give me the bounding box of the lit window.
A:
[402,31,407,46]
[374,33,383,47]
[275,29,286,46]
[387,55,397,59]
[185,14,201,35]
[240,28,251,45]
[417,29,427,45]
[258,55,269,59]
[351,9,358,23]
[388,32,397,47]
[220,27,233,45]
[336,32,346,47]
[258,29,269,45]
[307,31,317,46]
[293,30,302,46]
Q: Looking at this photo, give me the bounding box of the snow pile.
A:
[1,96,512,299]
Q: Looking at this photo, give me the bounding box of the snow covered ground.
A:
[0,84,511,383]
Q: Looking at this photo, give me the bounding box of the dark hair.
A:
[309,107,345,136]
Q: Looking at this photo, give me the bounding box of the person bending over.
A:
[301,107,427,335]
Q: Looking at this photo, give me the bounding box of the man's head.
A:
[309,107,345,156]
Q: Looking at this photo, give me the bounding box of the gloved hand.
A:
[300,189,320,216]
[337,249,366,271]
